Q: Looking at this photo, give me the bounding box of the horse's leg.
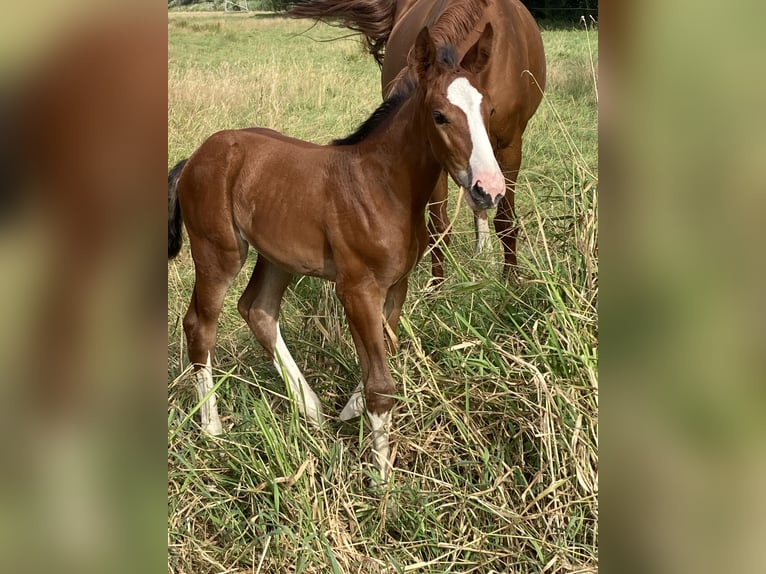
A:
[427,171,449,284]
[340,276,409,421]
[183,240,246,435]
[383,276,409,353]
[237,256,323,424]
[336,277,395,481]
[494,139,523,275]
[474,209,491,254]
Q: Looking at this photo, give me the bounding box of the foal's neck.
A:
[357,94,442,212]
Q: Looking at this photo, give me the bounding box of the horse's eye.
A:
[490,107,496,117]
[433,111,448,125]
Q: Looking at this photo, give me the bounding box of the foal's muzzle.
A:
[468,182,503,210]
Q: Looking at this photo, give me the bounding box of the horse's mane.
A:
[430,0,490,48]
[332,75,416,146]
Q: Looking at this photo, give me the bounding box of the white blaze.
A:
[446,77,502,194]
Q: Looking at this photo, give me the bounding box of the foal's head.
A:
[411,23,505,210]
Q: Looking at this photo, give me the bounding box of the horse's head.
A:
[411,23,504,210]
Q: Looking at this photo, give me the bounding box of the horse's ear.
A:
[411,26,436,80]
[461,23,493,75]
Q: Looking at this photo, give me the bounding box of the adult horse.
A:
[168,25,502,480]
[290,0,546,278]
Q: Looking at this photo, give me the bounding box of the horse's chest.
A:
[376,227,420,266]
[393,219,428,274]
[338,219,423,281]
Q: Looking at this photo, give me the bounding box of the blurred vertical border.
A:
[0,1,166,572]
[603,1,766,572]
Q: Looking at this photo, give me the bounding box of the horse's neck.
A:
[359,97,442,212]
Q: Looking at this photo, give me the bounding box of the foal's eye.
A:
[433,111,448,125]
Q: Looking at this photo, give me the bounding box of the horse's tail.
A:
[168,158,187,260]
[289,0,396,66]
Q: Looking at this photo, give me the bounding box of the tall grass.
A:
[168,13,597,573]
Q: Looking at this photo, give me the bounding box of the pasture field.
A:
[168,12,598,574]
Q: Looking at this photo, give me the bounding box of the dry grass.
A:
[168,13,598,573]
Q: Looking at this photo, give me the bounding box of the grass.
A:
[168,12,598,574]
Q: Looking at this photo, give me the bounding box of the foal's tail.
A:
[289,0,396,66]
[168,158,188,260]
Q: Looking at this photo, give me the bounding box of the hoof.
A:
[424,276,444,292]
[301,390,325,427]
[202,420,223,436]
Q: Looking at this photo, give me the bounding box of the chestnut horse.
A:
[290,0,546,278]
[168,25,502,480]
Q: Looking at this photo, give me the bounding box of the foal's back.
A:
[180,128,344,278]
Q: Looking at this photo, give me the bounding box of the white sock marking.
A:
[340,381,365,421]
[274,323,324,424]
[367,409,392,482]
[474,211,491,253]
[194,352,223,435]
[447,77,502,194]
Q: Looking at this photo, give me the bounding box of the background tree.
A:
[169,0,598,24]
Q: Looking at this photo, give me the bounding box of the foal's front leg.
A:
[336,278,396,481]
[340,277,409,421]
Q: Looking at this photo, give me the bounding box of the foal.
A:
[168,24,503,480]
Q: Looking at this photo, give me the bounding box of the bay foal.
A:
[168,25,503,480]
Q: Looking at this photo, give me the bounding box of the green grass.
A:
[168,12,598,573]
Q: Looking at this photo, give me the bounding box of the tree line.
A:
[523,1,597,22]
[169,1,597,24]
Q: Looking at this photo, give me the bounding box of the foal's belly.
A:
[235,212,336,280]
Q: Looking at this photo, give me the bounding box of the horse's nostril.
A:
[471,183,489,199]
[469,183,495,209]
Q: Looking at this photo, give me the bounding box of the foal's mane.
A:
[430,0,490,48]
[332,75,416,146]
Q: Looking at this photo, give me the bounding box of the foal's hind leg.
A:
[494,139,523,275]
[183,241,246,435]
[237,256,323,424]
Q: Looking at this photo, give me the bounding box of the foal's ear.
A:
[411,26,436,80]
[461,23,494,75]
